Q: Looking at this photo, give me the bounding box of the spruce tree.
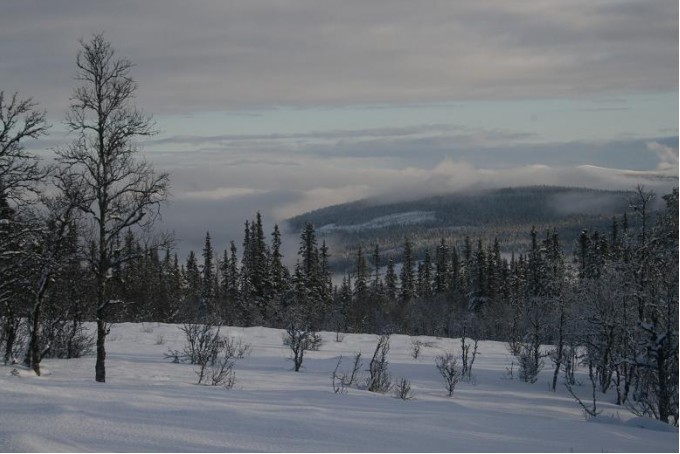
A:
[270,224,287,297]
[319,240,333,311]
[372,244,382,290]
[351,246,370,331]
[400,238,415,301]
[201,232,215,317]
[220,241,238,324]
[384,257,398,302]
[434,238,450,295]
[184,251,201,320]
[295,223,324,327]
[239,221,253,324]
[418,247,433,299]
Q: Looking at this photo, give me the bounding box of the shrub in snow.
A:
[39,316,94,360]
[367,334,391,393]
[235,339,251,359]
[182,324,222,373]
[197,346,236,389]
[284,321,319,372]
[565,369,601,419]
[410,339,423,359]
[435,352,461,397]
[347,352,363,386]
[517,343,544,384]
[394,378,415,400]
[410,339,437,359]
[140,323,154,334]
[460,335,479,381]
[504,360,515,380]
[1,317,28,365]
[166,322,249,388]
[166,323,223,365]
[561,345,578,386]
[331,357,348,394]
[331,352,363,393]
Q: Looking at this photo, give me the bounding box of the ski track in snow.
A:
[0,323,677,452]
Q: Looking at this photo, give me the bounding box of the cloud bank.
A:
[1,1,677,114]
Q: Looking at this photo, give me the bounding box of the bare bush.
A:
[347,352,362,386]
[518,343,544,384]
[308,332,323,351]
[1,317,28,365]
[565,370,601,419]
[165,349,181,363]
[234,339,251,359]
[410,338,437,359]
[165,323,246,389]
[394,378,415,400]
[165,323,222,365]
[507,339,522,357]
[504,360,515,380]
[435,352,461,397]
[331,356,348,394]
[140,323,154,334]
[331,352,363,393]
[367,334,391,393]
[460,334,479,380]
[562,345,578,386]
[197,349,236,389]
[410,339,423,359]
[284,322,319,372]
[40,317,94,359]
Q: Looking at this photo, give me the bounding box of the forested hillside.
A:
[287,186,637,271]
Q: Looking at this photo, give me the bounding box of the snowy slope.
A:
[0,323,676,452]
[317,211,436,233]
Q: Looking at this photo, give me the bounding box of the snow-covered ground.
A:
[0,323,677,452]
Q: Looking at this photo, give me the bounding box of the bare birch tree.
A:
[57,34,169,382]
[0,91,49,365]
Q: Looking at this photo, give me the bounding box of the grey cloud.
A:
[147,124,536,154]
[149,124,472,146]
[1,1,676,115]
[147,132,678,173]
[578,107,630,112]
[152,138,678,212]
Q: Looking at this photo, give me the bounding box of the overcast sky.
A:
[1,1,677,255]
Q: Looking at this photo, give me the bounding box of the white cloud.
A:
[646,141,679,171]
[178,187,265,200]
[273,185,372,220]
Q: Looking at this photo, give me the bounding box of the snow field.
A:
[0,323,677,452]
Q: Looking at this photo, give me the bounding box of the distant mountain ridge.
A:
[288,185,633,231]
[286,186,639,272]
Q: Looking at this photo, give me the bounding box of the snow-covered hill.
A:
[317,211,436,233]
[0,323,676,452]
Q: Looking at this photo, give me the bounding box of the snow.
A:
[0,323,677,452]
[318,211,436,233]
